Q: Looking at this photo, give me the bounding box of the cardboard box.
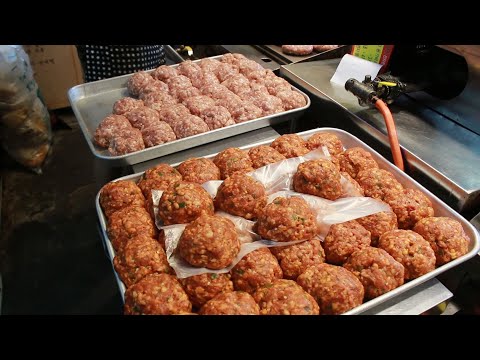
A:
[23,45,83,110]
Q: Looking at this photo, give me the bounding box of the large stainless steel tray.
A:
[95,127,480,314]
[254,45,351,65]
[68,56,311,166]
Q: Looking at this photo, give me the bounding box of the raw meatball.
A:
[180,273,234,309]
[282,45,314,56]
[344,247,405,300]
[251,93,284,116]
[222,74,251,96]
[214,63,239,82]
[141,91,177,111]
[137,177,172,200]
[171,115,209,139]
[141,121,176,148]
[213,147,254,179]
[221,53,247,66]
[99,180,145,218]
[214,93,243,114]
[214,173,267,220]
[144,163,183,183]
[201,105,235,130]
[323,220,371,265]
[201,83,230,99]
[231,248,283,294]
[108,127,145,156]
[184,95,216,117]
[113,234,171,287]
[340,172,365,198]
[127,71,153,96]
[263,72,292,96]
[199,291,259,315]
[338,147,379,179]
[176,60,202,79]
[270,239,325,280]
[237,58,264,76]
[152,65,178,81]
[107,205,157,252]
[306,132,344,156]
[94,114,132,148]
[173,86,201,103]
[385,188,434,229]
[124,273,192,315]
[191,71,220,88]
[198,58,222,73]
[124,107,160,131]
[248,145,286,169]
[297,263,364,315]
[356,205,398,246]
[378,230,436,280]
[113,97,144,116]
[157,104,191,127]
[253,279,319,315]
[177,157,221,184]
[356,168,404,201]
[256,196,317,242]
[293,159,343,200]
[245,69,268,82]
[413,217,470,266]
[139,79,169,96]
[270,134,309,158]
[158,181,214,225]
[275,90,307,110]
[314,45,339,52]
[178,214,240,269]
[166,75,193,91]
[229,102,263,123]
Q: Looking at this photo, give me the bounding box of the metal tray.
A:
[254,45,351,65]
[68,56,311,166]
[95,127,480,314]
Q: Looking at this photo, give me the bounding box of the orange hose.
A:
[374,99,405,171]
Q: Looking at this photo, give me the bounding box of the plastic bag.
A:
[0,45,52,173]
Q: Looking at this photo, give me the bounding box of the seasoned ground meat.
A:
[124,273,192,315]
[214,93,243,114]
[297,263,364,314]
[213,147,254,179]
[166,75,193,91]
[127,71,154,97]
[253,279,319,315]
[256,196,317,242]
[137,177,172,201]
[222,73,251,96]
[270,239,325,280]
[237,58,264,76]
[344,247,404,300]
[173,86,201,103]
[198,58,222,73]
[282,45,314,56]
[191,71,220,89]
[251,93,284,115]
[378,229,436,280]
[200,105,235,130]
[100,180,145,218]
[275,90,306,110]
[413,217,470,266]
[323,220,371,265]
[306,132,344,155]
[199,291,259,315]
[171,115,209,139]
[338,147,379,179]
[385,188,434,229]
[176,60,202,79]
[200,83,231,99]
[178,214,240,269]
[94,114,132,148]
[314,45,339,52]
[293,159,343,200]
[245,69,268,82]
[214,63,239,82]
[144,163,183,183]
[113,97,144,116]
[242,82,270,99]
[158,181,214,225]
[177,157,221,184]
[138,79,169,96]
[180,273,234,309]
[214,173,267,220]
[141,121,176,148]
[229,102,263,123]
[248,145,286,169]
[183,95,216,117]
[107,205,157,252]
[152,65,178,81]
[263,73,292,96]
[356,205,398,246]
[270,134,309,158]
[141,92,177,111]
[157,104,191,127]
[113,234,171,287]
[108,127,145,156]
[356,168,404,201]
[221,53,247,65]
[340,172,365,198]
[231,248,283,294]
[124,107,160,131]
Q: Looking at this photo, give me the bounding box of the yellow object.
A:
[378,81,397,87]
[352,45,385,64]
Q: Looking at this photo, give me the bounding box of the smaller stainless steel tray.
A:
[68,55,310,166]
[255,45,351,65]
[96,127,480,314]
